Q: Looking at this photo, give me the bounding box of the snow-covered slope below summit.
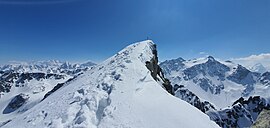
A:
[3,40,219,128]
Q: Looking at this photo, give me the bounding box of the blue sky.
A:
[0,0,269,64]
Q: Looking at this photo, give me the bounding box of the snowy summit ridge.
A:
[2,40,218,128]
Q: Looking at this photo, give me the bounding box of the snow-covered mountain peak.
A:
[114,39,154,60]
[250,63,267,74]
[207,56,215,61]
[2,40,218,128]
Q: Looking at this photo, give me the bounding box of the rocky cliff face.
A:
[163,75,270,128]
[145,44,174,95]
[208,96,270,128]
[174,84,216,113]
[159,57,185,75]
[227,65,260,86]
[260,72,270,86]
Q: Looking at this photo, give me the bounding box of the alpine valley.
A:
[0,40,269,128]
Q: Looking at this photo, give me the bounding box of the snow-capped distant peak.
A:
[207,56,215,61]
[249,63,267,74]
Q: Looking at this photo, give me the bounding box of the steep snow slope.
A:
[2,40,218,128]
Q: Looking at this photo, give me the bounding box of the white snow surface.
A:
[0,75,71,124]
[3,40,219,128]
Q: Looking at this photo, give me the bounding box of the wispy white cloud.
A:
[199,52,207,55]
[199,52,205,55]
[232,53,270,71]
[233,53,270,61]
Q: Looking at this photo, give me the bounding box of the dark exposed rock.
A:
[3,93,29,114]
[41,76,76,101]
[193,78,224,94]
[208,96,270,128]
[174,84,216,113]
[179,56,230,94]
[162,78,174,95]
[172,81,270,128]
[0,119,12,127]
[183,56,230,81]
[159,57,185,75]
[252,109,270,128]
[227,65,260,86]
[260,72,270,86]
[145,44,174,95]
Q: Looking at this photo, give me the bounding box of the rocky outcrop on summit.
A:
[145,44,174,95]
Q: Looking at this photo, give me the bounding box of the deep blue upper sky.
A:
[0,0,270,64]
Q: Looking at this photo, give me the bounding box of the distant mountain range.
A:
[160,56,270,127]
[0,40,269,128]
[160,56,270,108]
[0,60,96,74]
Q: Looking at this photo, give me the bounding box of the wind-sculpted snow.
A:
[2,40,219,128]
